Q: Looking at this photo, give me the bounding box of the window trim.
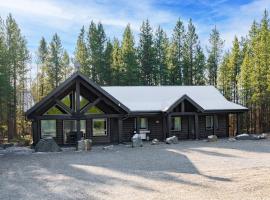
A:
[92,118,107,137]
[40,120,56,138]
[171,116,182,131]
[134,117,149,131]
[205,115,214,130]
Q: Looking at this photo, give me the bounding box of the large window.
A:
[93,118,107,136]
[63,120,86,144]
[206,116,214,130]
[41,120,56,138]
[171,117,182,131]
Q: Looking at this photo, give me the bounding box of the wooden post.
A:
[136,117,140,134]
[162,114,167,141]
[76,80,81,140]
[213,114,216,135]
[32,120,38,145]
[76,80,80,114]
[167,114,171,137]
[236,113,241,135]
[195,114,199,140]
[118,118,123,143]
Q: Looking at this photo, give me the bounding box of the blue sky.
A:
[0,0,269,75]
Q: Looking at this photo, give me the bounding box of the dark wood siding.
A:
[148,117,163,141]
[122,117,135,142]
[110,118,119,143]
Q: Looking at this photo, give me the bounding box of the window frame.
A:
[92,118,107,137]
[139,117,148,130]
[40,120,56,138]
[171,116,182,131]
[205,115,214,130]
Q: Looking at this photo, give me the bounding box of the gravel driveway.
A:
[1,139,270,200]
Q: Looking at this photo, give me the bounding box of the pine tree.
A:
[46,33,64,90]
[121,24,139,85]
[193,45,206,85]
[154,26,169,85]
[183,19,199,85]
[138,19,155,85]
[103,40,113,85]
[170,18,185,85]
[207,26,224,86]
[5,14,29,139]
[111,38,124,85]
[62,50,72,80]
[218,52,231,99]
[36,37,48,100]
[228,36,241,103]
[86,21,107,84]
[75,26,89,76]
[0,17,9,138]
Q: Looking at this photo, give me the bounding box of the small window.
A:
[139,118,148,130]
[93,118,107,136]
[206,116,214,130]
[171,117,181,131]
[41,120,56,138]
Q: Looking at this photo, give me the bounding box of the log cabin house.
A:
[26,72,248,146]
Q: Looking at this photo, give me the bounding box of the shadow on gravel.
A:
[0,141,240,200]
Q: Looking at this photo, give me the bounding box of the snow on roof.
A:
[102,85,247,112]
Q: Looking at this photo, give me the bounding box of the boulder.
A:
[132,134,143,147]
[228,137,236,142]
[77,139,85,151]
[151,138,159,145]
[207,135,218,142]
[166,136,178,144]
[103,145,114,150]
[84,139,92,151]
[235,133,267,140]
[35,137,62,152]
[235,133,253,140]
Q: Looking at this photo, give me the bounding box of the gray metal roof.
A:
[102,85,248,112]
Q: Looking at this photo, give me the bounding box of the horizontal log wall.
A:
[122,117,135,142]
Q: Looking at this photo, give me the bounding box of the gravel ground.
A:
[1,139,270,200]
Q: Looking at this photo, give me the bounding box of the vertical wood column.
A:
[118,118,123,143]
[136,117,140,134]
[167,114,171,137]
[162,114,167,141]
[213,114,216,135]
[32,120,38,145]
[236,113,241,135]
[76,80,81,140]
[195,114,199,140]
